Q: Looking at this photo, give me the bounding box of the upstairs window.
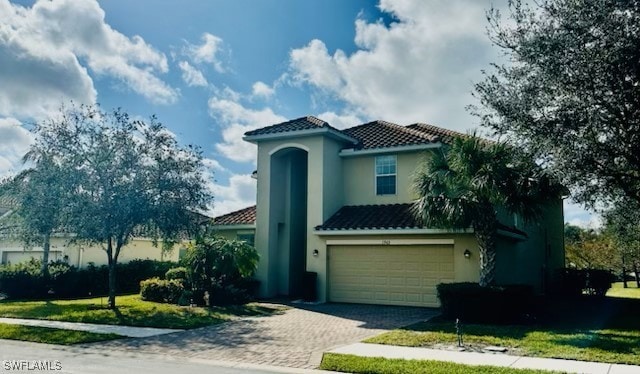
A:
[375,155,396,195]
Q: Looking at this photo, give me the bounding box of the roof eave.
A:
[212,223,256,230]
[314,228,473,235]
[339,142,442,157]
[243,127,358,145]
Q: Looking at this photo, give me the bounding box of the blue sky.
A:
[0,0,597,226]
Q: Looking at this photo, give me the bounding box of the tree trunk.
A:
[622,253,628,288]
[474,211,498,287]
[107,238,117,309]
[41,233,50,277]
[634,261,640,288]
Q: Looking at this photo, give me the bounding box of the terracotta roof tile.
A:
[316,203,423,230]
[406,123,470,144]
[213,205,256,226]
[245,116,479,150]
[342,120,439,150]
[244,116,335,137]
[316,203,527,237]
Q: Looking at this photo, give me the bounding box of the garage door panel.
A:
[329,245,454,307]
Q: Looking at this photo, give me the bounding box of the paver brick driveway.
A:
[90,302,438,369]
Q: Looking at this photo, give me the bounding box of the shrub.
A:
[437,282,534,324]
[585,269,615,296]
[0,258,177,300]
[552,268,615,297]
[209,278,261,306]
[165,267,188,282]
[117,259,175,294]
[182,235,259,306]
[140,277,184,304]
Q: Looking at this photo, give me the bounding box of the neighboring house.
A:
[215,116,565,308]
[0,198,185,266]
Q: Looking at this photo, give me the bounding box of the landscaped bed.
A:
[0,323,121,345]
[0,294,283,329]
[364,295,640,366]
[320,353,559,374]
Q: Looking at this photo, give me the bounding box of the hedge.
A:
[0,258,175,300]
[437,282,534,324]
[552,268,615,297]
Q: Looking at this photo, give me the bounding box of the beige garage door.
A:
[328,245,454,307]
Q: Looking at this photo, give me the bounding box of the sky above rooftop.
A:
[0,0,597,226]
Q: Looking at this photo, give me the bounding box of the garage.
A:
[328,242,454,307]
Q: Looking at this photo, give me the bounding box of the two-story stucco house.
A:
[213,116,565,307]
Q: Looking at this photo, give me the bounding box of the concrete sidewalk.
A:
[0,317,182,338]
[329,343,640,374]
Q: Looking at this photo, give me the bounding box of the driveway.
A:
[88,303,438,369]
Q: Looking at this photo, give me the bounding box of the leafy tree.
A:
[413,135,562,286]
[30,104,212,308]
[603,198,640,287]
[0,156,69,276]
[474,0,640,206]
[564,224,618,271]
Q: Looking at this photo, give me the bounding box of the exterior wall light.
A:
[463,249,471,259]
[312,249,319,257]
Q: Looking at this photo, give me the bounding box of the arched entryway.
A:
[269,147,308,297]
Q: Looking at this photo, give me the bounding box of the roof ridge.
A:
[304,115,328,127]
[408,122,469,138]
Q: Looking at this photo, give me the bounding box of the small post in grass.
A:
[456,318,464,347]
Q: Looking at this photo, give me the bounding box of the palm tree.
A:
[413,135,562,286]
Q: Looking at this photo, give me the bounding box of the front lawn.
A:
[0,323,121,345]
[366,296,640,365]
[320,353,558,374]
[607,282,640,299]
[0,294,282,329]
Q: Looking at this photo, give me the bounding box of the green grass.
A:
[607,282,640,299]
[366,296,640,365]
[0,294,283,329]
[0,323,121,345]
[320,353,558,374]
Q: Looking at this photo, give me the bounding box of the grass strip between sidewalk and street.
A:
[0,323,121,345]
[366,294,640,366]
[0,294,284,329]
[320,353,558,374]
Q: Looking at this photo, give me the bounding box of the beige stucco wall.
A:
[343,151,430,205]
[255,136,349,298]
[0,237,181,267]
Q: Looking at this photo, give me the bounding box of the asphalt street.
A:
[0,340,321,374]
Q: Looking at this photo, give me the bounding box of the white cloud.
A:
[564,200,601,228]
[0,0,176,119]
[178,61,208,87]
[0,118,33,177]
[211,173,256,216]
[208,98,286,163]
[315,111,363,130]
[251,81,275,99]
[186,33,225,73]
[288,0,504,130]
